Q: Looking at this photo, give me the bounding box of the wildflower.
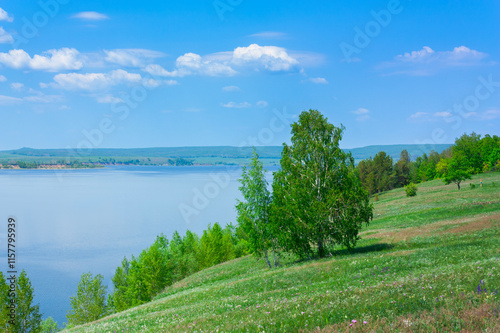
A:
[363,321,367,324]
[352,319,357,323]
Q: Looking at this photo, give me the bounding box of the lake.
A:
[0,165,277,326]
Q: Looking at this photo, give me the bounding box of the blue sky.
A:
[0,0,499,151]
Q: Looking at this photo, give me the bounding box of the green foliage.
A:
[41,317,59,333]
[108,225,246,314]
[0,272,10,331]
[0,270,44,332]
[439,153,472,190]
[393,149,411,187]
[452,132,483,174]
[0,271,43,332]
[236,148,278,268]
[12,270,42,332]
[272,110,373,258]
[65,173,500,333]
[199,223,235,267]
[67,272,108,326]
[405,182,418,197]
[357,133,499,193]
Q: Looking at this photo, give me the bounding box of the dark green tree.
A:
[393,149,411,188]
[272,110,373,258]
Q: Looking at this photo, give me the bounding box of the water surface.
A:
[0,165,277,325]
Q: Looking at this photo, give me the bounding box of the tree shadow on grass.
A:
[331,243,393,257]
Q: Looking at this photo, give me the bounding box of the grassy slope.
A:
[67,173,500,332]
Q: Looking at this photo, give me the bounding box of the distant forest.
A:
[0,144,451,168]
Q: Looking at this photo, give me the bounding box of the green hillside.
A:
[0,144,450,166]
[65,172,500,332]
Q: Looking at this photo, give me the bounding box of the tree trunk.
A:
[457,181,461,190]
[318,239,324,258]
[263,250,272,269]
[272,247,280,268]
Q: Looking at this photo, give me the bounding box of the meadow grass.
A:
[66,173,500,332]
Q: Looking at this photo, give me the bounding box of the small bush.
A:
[469,183,476,189]
[405,183,418,197]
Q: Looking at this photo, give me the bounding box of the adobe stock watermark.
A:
[340,0,410,63]
[213,0,243,21]
[415,74,500,154]
[178,106,293,224]
[13,0,70,48]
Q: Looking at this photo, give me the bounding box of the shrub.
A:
[405,183,418,197]
[469,183,476,189]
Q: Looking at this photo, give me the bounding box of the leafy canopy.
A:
[272,109,373,258]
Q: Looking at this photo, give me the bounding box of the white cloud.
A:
[0,48,83,72]
[351,108,371,121]
[104,49,165,67]
[481,109,500,120]
[163,79,179,86]
[222,101,252,108]
[95,94,123,104]
[249,31,287,39]
[50,69,142,90]
[381,46,490,75]
[144,44,301,78]
[395,46,487,65]
[72,11,109,21]
[351,108,370,115]
[0,27,13,43]
[0,75,6,82]
[409,112,429,119]
[0,95,22,104]
[232,44,299,71]
[24,94,62,103]
[177,52,237,76]
[0,8,13,22]
[433,111,452,118]
[409,110,478,122]
[308,77,328,84]
[222,85,240,92]
[256,100,268,108]
[10,82,23,90]
[143,64,181,77]
[47,69,177,91]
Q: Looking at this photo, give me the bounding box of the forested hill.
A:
[0,144,451,166]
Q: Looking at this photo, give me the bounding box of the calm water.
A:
[0,165,277,326]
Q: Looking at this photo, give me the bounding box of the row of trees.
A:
[63,222,251,328]
[357,133,500,193]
